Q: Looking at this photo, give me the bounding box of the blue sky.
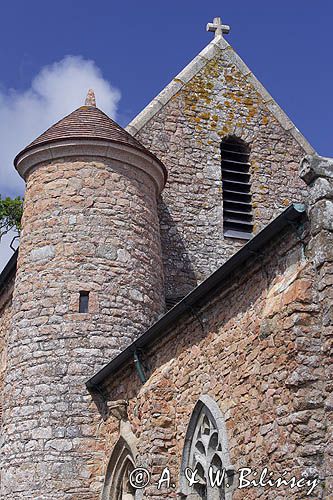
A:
[0,1,332,268]
[1,1,331,148]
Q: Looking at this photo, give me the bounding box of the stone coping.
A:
[126,35,315,155]
[15,138,167,195]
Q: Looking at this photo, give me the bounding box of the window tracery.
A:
[113,452,135,500]
[180,396,234,500]
[102,435,137,500]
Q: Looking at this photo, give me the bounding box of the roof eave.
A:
[14,136,167,185]
[86,203,306,391]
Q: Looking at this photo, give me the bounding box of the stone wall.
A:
[100,215,328,499]
[1,154,165,499]
[134,44,310,300]
[0,277,14,431]
[299,155,333,496]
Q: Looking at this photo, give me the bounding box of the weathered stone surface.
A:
[300,154,333,185]
[99,206,331,499]
[0,275,14,441]
[0,154,165,498]
[308,199,333,235]
[0,31,331,500]
[134,46,309,299]
[30,245,55,262]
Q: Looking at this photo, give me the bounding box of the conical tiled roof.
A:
[15,107,148,162]
[14,95,165,174]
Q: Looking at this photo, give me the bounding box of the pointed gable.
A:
[126,22,314,302]
[127,33,314,155]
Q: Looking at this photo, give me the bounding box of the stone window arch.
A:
[220,136,253,240]
[102,434,137,500]
[179,395,234,499]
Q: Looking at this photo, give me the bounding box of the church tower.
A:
[0,91,166,498]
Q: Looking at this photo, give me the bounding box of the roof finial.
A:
[85,89,96,107]
[206,17,230,38]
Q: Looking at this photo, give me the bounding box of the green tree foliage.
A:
[0,195,23,243]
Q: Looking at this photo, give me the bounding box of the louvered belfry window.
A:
[221,136,253,239]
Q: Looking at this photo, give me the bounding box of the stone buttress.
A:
[0,92,166,499]
[300,155,333,496]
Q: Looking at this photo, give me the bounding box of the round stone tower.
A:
[1,91,167,498]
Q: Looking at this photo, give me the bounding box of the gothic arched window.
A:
[102,435,136,500]
[221,136,253,240]
[179,395,234,500]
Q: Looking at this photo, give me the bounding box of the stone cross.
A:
[206,17,230,38]
[85,89,96,107]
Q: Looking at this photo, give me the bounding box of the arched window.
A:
[102,435,137,500]
[179,395,234,500]
[221,136,253,239]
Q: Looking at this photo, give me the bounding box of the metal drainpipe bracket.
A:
[133,349,147,384]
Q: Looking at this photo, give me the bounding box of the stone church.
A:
[0,17,331,499]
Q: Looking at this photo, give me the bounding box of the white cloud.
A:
[0,55,121,271]
[0,55,121,197]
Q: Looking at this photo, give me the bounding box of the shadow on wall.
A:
[158,198,198,305]
[106,223,305,404]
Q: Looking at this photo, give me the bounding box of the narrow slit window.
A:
[221,136,253,239]
[79,291,89,313]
